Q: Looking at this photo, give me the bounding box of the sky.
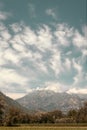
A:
[0,0,87,99]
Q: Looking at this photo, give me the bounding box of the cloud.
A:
[0,2,4,9]
[5,92,26,99]
[64,58,71,70]
[0,11,11,20]
[73,59,82,74]
[18,24,37,46]
[0,16,87,98]
[35,61,48,73]
[49,50,62,75]
[46,8,57,19]
[67,88,87,94]
[72,58,83,85]
[82,25,87,38]
[28,3,36,18]
[0,47,6,65]
[12,42,26,52]
[36,25,53,51]
[71,56,87,90]
[0,68,28,86]
[73,29,87,48]
[10,23,22,33]
[3,48,20,64]
[44,82,62,92]
[11,24,53,52]
[0,29,11,40]
[36,82,63,93]
[54,23,74,46]
[82,49,87,56]
[66,51,72,55]
[0,22,7,32]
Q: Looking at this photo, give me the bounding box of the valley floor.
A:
[0,126,87,130]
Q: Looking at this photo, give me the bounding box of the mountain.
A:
[0,91,28,112]
[16,90,86,112]
[78,94,87,100]
[77,94,87,104]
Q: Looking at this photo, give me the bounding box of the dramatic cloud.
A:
[0,12,87,97]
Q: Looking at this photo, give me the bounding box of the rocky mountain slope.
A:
[17,90,86,112]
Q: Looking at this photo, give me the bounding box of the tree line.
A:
[0,98,87,126]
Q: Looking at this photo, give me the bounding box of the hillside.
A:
[0,91,28,112]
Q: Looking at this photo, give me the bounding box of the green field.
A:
[0,126,87,130]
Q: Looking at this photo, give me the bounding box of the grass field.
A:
[0,126,87,130]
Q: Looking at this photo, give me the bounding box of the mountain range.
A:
[0,90,87,113]
[16,90,87,112]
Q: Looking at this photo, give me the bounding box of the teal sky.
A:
[0,0,87,99]
[1,0,86,28]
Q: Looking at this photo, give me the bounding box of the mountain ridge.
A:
[16,90,86,112]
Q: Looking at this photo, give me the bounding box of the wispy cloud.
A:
[64,58,71,70]
[10,23,22,33]
[49,50,62,75]
[54,23,74,46]
[28,3,36,18]
[46,8,57,20]
[73,29,87,48]
[0,11,11,20]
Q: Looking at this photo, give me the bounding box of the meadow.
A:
[0,126,87,130]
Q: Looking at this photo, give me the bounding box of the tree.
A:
[5,107,21,126]
[19,113,30,124]
[76,102,87,123]
[0,98,5,125]
[67,109,77,122]
[38,110,63,123]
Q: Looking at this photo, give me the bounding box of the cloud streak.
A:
[28,3,36,18]
[46,8,57,20]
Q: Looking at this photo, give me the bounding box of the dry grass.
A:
[0,126,87,130]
